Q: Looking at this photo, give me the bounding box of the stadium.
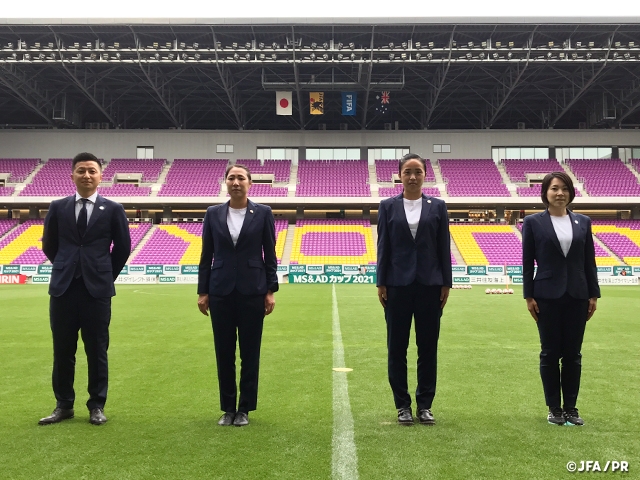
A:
[1,14,639,480]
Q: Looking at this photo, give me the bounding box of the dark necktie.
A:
[77,198,88,237]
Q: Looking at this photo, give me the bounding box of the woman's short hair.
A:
[225,163,252,180]
[398,153,427,174]
[540,171,575,206]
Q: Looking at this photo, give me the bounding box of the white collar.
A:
[75,191,98,203]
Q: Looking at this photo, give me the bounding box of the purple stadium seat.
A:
[158,159,228,197]
[439,159,510,197]
[566,159,640,196]
[296,160,370,197]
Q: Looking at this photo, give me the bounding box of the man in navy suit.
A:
[522,172,599,426]
[377,154,452,425]
[39,152,131,426]
[197,164,278,427]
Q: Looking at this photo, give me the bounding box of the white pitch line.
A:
[332,284,359,480]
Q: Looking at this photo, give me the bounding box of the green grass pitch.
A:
[0,284,638,479]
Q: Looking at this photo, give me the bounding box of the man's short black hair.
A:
[72,152,102,170]
[540,171,576,206]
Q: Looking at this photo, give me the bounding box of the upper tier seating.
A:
[375,159,436,182]
[630,159,640,175]
[20,159,76,196]
[97,184,152,197]
[102,159,165,182]
[296,160,370,197]
[439,159,510,197]
[290,219,376,264]
[503,159,562,182]
[0,220,46,264]
[237,160,291,182]
[0,158,40,182]
[566,159,640,196]
[0,187,15,196]
[158,159,228,197]
[378,185,441,197]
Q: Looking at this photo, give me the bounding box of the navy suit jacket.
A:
[198,200,279,297]
[522,210,600,300]
[42,194,131,298]
[377,194,452,288]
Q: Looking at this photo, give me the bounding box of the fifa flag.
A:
[342,92,357,116]
[310,92,324,115]
[276,91,292,115]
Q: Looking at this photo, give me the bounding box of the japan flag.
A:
[276,91,293,115]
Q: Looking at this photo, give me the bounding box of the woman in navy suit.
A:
[197,164,278,427]
[522,171,600,426]
[377,153,452,425]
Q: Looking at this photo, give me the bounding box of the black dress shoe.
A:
[417,409,435,425]
[218,412,236,426]
[233,412,249,426]
[89,408,108,425]
[38,408,74,425]
[397,408,413,425]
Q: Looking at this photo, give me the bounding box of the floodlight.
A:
[322,53,329,60]
[389,53,395,60]
[115,53,121,59]
[181,53,188,60]
[232,42,238,49]
[492,52,499,59]
[24,53,31,60]
[414,41,421,49]
[100,42,106,49]
[102,53,109,60]
[168,53,175,60]
[400,53,407,60]
[426,52,433,60]
[508,41,514,47]
[546,52,552,59]
[38,53,45,60]
[548,41,554,47]
[349,42,355,49]
[389,42,394,49]
[7,42,13,48]
[614,41,621,47]
[233,53,240,61]
[323,42,329,49]
[271,54,277,60]
[337,42,344,49]
[244,53,250,60]
[166,42,172,48]
[465,52,472,59]
[478,52,485,59]
[245,42,251,49]
[428,42,434,48]
[337,53,344,60]
[75,53,81,59]
[154,53,160,60]
[193,43,199,49]
[90,53,97,60]
[507,52,513,59]
[86,42,92,48]
[495,41,502,47]
[179,42,186,49]
[272,42,278,49]
[34,42,41,48]
[624,53,630,59]
[73,42,80,48]
[259,42,265,49]
[588,42,594,47]
[310,53,316,60]
[114,42,120,48]
[401,42,408,49]
[194,53,200,60]
[349,53,356,60]
[416,53,421,59]
[629,42,635,47]
[259,53,266,60]
[468,41,474,47]
[481,41,487,48]
[575,41,582,47]
[586,53,592,59]
[50,53,56,59]
[311,42,317,49]
[153,42,159,48]
[571,53,578,59]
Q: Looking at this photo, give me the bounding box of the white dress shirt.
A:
[550,214,573,257]
[75,191,98,225]
[403,198,422,239]
[227,206,247,246]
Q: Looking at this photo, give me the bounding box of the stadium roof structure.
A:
[1,18,640,131]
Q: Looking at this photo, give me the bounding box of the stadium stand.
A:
[449,224,521,265]
[0,158,40,182]
[296,160,370,197]
[631,159,640,174]
[237,159,292,182]
[375,159,436,182]
[128,223,153,251]
[97,184,152,197]
[0,219,45,264]
[289,219,376,264]
[592,220,640,265]
[502,158,562,182]
[19,159,76,196]
[102,158,165,182]
[439,159,510,197]
[158,159,227,197]
[0,219,19,238]
[515,183,582,197]
[0,187,15,196]
[566,159,640,196]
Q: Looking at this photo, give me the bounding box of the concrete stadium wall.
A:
[0,129,639,161]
